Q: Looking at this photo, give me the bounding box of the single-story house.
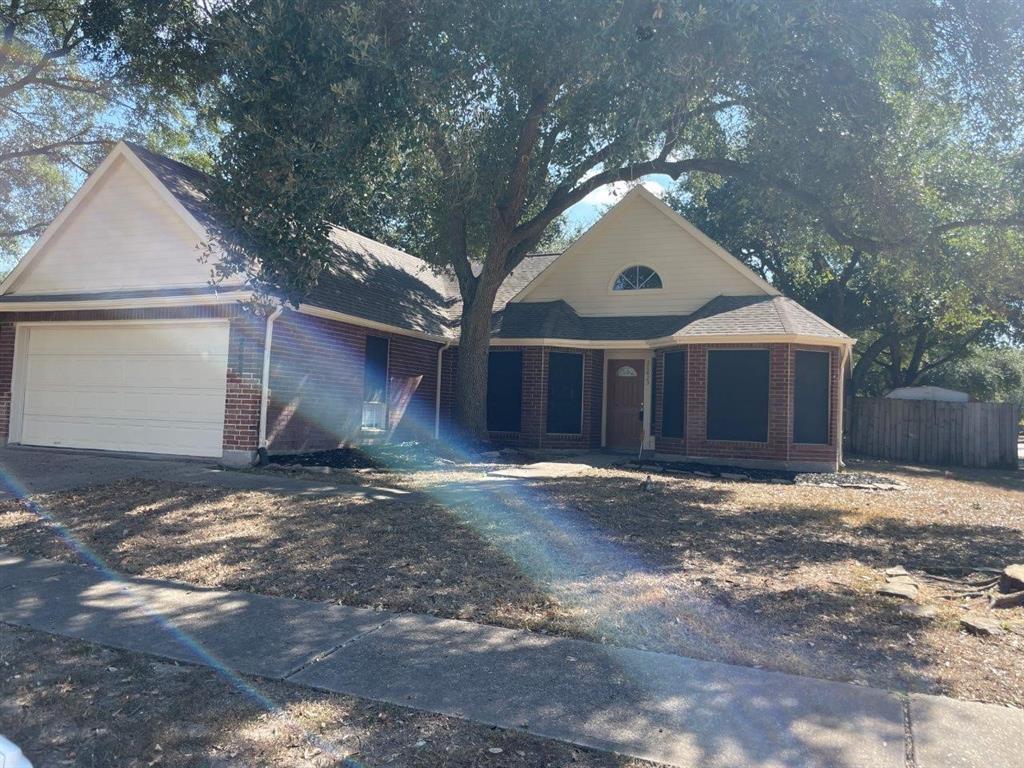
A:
[0,142,853,470]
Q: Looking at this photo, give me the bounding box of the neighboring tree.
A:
[671,37,1024,398]
[920,346,1024,409]
[134,0,1024,438]
[0,0,209,267]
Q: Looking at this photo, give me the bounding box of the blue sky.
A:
[564,174,675,231]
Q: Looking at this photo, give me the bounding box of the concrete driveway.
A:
[0,445,404,499]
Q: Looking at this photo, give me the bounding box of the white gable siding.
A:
[518,192,770,316]
[9,155,211,295]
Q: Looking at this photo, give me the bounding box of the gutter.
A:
[258,306,284,453]
[434,341,452,439]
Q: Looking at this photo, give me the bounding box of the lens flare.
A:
[0,465,360,763]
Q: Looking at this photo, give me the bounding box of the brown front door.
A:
[605,359,646,449]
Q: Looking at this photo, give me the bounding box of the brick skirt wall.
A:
[266,310,443,452]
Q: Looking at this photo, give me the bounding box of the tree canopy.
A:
[34,0,1024,436]
[670,26,1024,396]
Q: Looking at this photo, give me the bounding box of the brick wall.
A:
[222,314,264,453]
[652,342,842,470]
[266,310,443,452]
[442,344,604,450]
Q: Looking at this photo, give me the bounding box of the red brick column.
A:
[221,314,265,460]
[519,347,545,448]
[0,323,16,443]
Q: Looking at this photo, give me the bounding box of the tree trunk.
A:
[451,277,503,442]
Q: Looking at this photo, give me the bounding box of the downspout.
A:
[434,341,452,440]
[257,306,284,459]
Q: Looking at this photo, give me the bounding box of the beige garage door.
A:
[14,321,229,457]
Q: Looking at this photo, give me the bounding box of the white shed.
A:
[885,385,969,403]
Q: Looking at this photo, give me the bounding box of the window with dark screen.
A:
[362,336,390,429]
[706,349,769,441]
[487,350,523,431]
[793,350,830,444]
[661,350,686,438]
[546,352,583,434]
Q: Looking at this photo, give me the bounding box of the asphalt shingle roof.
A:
[494,295,848,342]
[118,143,849,344]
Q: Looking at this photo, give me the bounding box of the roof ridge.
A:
[772,295,797,335]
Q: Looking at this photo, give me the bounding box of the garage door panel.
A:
[27,325,230,357]
[17,322,229,457]
[120,356,228,388]
[21,416,223,457]
[27,354,228,390]
[24,388,226,423]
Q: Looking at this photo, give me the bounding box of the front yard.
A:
[1,457,1022,708]
[0,624,652,768]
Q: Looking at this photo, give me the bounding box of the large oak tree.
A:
[140,0,1024,438]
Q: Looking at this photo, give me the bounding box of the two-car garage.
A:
[7,321,230,458]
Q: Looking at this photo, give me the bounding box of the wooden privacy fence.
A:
[848,398,1020,469]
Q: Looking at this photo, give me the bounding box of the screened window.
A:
[362,336,389,430]
[793,350,830,444]
[487,350,523,432]
[546,352,583,434]
[613,265,662,291]
[707,350,769,442]
[661,350,686,438]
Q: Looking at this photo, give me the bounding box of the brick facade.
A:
[0,303,842,470]
[652,342,842,470]
[0,305,446,460]
[265,310,443,452]
[442,344,604,450]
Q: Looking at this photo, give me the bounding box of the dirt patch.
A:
[0,624,654,768]
[2,458,1023,708]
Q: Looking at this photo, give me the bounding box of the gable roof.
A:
[2,143,850,346]
[511,185,779,304]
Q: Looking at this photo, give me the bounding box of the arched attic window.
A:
[613,265,662,291]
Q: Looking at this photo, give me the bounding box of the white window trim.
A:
[607,263,664,295]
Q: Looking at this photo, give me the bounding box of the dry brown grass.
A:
[2,457,1022,708]
[0,624,655,767]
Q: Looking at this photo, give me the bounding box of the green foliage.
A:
[0,0,209,268]
[920,346,1024,408]
[671,24,1024,397]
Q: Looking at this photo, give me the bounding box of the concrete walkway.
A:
[1,552,1020,768]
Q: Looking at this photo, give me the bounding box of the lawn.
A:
[0,624,653,768]
[1,457,1022,709]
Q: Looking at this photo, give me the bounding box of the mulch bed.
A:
[626,458,903,489]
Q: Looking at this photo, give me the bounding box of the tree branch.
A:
[0,221,48,238]
[0,137,107,163]
[493,85,553,235]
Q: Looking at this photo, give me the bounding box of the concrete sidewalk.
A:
[1,553,1020,767]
